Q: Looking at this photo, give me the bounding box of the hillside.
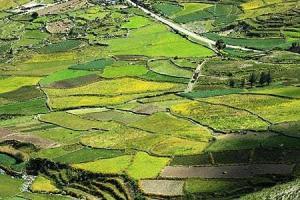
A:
[0,0,299,199]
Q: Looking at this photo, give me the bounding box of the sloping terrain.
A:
[0,0,299,199]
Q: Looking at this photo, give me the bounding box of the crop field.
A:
[205,94,300,123]
[160,164,294,178]
[240,178,300,199]
[126,152,170,180]
[44,78,183,97]
[69,58,114,71]
[144,0,300,50]
[203,33,294,50]
[122,16,151,29]
[128,112,212,141]
[40,69,93,86]
[0,174,24,198]
[54,147,125,164]
[31,176,59,193]
[0,98,48,115]
[72,155,133,174]
[39,111,120,131]
[106,22,214,57]
[47,94,149,109]
[184,179,249,194]
[249,86,300,98]
[0,0,299,199]
[139,180,184,196]
[101,65,148,78]
[206,133,300,152]
[0,77,41,94]
[170,100,269,132]
[270,121,300,138]
[82,109,146,124]
[148,59,193,78]
[152,2,182,17]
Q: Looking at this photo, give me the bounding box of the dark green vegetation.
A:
[0,0,299,199]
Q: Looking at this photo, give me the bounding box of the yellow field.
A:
[205,94,300,124]
[45,78,184,97]
[49,95,139,110]
[0,77,41,94]
[171,100,268,131]
[241,0,282,10]
[72,155,133,174]
[30,176,59,193]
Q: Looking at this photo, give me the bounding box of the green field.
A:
[72,155,133,174]
[0,174,23,198]
[126,152,170,179]
[39,111,120,131]
[250,86,300,98]
[185,179,248,194]
[0,77,41,94]
[129,112,212,141]
[40,69,93,86]
[203,33,291,50]
[107,22,214,57]
[207,133,300,152]
[101,65,148,78]
[148,59,193,78]
[122,16,151,29]
[0,0,299,199]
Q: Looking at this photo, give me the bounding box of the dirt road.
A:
[185,59,207,93]
[126,0,262,52]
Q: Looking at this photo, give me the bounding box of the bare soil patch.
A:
[0,128,13,138]
[46,20,73,34]
[139,180,184,196]
[49,74,102,89]
[113,55,149,61]
[1,134,57,149]
[160,164,295,179]
[132,104,164,115]
[37,0,88,16]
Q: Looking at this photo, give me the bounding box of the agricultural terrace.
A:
[142,0,300,50]
[0,0,299,199]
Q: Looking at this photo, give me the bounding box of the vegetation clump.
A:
[0,0,299,199]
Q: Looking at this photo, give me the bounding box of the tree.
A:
[289,42,300,53]
[9,48,13,55]
[215,39,226,50]
[259,72,267,86]
[31,12,39,20]
[249,72,257,87]
[240,78,246,88]
[229,79,235,87]
[266,71,272,85]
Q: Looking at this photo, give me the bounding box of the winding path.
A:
[126,0,262,52]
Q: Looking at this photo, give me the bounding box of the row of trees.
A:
[229,71,272,88]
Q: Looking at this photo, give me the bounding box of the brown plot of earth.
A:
[160,164,295,179]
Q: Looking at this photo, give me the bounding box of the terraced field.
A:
[142,0,300,50]
[0,0,299,199]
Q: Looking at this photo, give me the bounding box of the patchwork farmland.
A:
[0,0,300,199]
